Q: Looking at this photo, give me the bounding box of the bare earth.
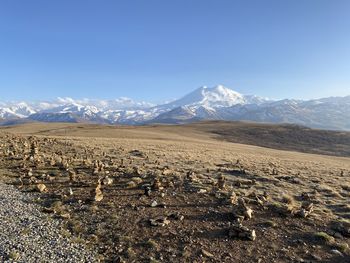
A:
[0,122,349,262]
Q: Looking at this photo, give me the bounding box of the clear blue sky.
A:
[0,0,349,102]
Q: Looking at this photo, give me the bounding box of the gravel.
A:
[0,183,98,262]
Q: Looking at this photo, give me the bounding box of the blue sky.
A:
[0,0,349,102]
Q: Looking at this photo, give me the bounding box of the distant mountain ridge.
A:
[1,85,349,131]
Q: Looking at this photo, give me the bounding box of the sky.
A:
[0,0,349,102]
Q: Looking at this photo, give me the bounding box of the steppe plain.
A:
[0,121,350,262]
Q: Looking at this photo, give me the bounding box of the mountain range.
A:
[1,85,349,131]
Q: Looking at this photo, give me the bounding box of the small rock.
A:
[228,223,256,241]
[294,203,314,218]
[330,249,343,257]
[229,191,237,205]
[150,200,158,207]
[149,217,170,227]
[244,207,253,219]
[217,174,226,189]
[168,213,184,221]
[152,178,163,191]
[233,198,253,220]
[201,249,214,258]
[102,176,113,185]
[36,183,47,193]
[93,182,103,202]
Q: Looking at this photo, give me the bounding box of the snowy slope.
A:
[157,85,247,110]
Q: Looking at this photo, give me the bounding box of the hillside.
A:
[188,121,350,157]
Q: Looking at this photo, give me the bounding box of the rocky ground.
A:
[0,181,97,262]
[0,122,349,262]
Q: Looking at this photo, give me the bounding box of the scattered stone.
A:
[197,188,207,194]
[233,198,253,220]
[294,203,314,218]
[150,200,158,207]
[228,223,256,241]
[36,183,47,193]
[229,191,237,205]
[244,207,253,219]
[152,177,163,191]
[102,176,113,185]
[217,174,226,189]
[201,249,214,258]
[186,170,196,182]
[27,169,33,177]
[92,181,103,202]
[149,217,170,227]
[168,212,184,221]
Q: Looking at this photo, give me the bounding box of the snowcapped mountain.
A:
[0,108,19,119]
[41,103,99,116]
[0,102,36,119]
[28,103,108,124]
[157,85,250,110]
[55,97,154,110]
[0,86,349,130]
[215,96,350,130]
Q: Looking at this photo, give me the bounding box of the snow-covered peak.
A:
[0,102,36,118]
[56,97,154,110]
[44,103,100,117]
[159,85,247,110]
[0,108,19,119]
[199,85,245,107]
[9,103,36,117]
